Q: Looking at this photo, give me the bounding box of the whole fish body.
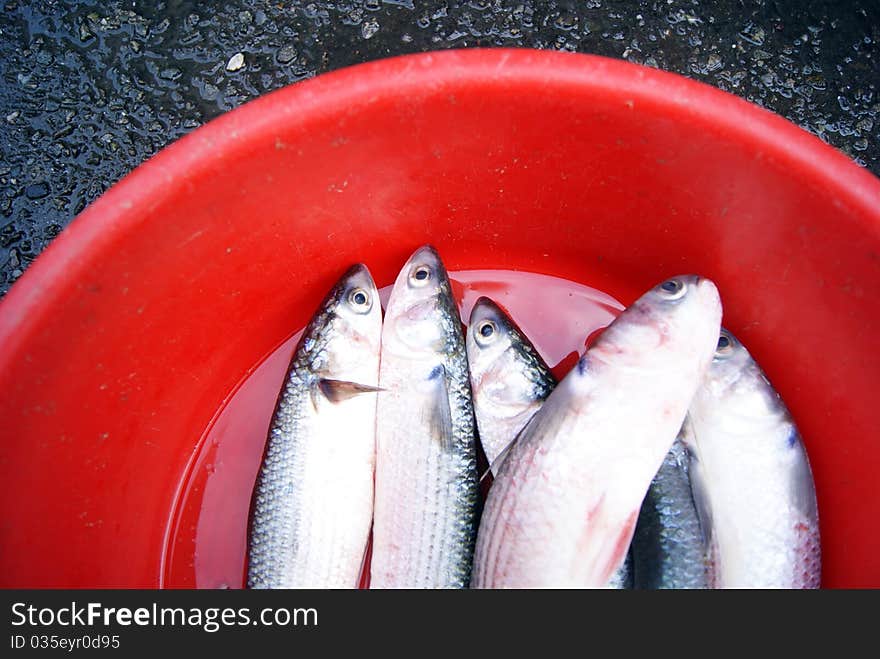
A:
[371,245,480,588]
[631,434,710,589]
[247,264,382,589]
[682,329,821,588]
[466,296,632,589]
[472,275,722,588]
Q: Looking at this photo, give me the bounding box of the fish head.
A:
[383,245,457,359]
[467,297,517,381]
[467,296,554,409]
[316,263,382,374]
[704,329,758,394]
[586,275,722,375]
[695,329,794,438]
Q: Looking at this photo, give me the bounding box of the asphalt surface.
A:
[0,0,877,295]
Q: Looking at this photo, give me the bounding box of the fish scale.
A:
[631,435,709,589]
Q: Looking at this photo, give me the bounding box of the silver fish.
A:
[468,296,703,589]
[247,264,382,588]
[631,434,710,589]
[371,245,479,588]
[682,329,821,588]
[467,296,632,589]
[472,275,722,588]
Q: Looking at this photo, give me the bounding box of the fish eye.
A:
[657,278,687,300]
[409,264,432,287]
[715,330,735,358]
[347,287,372,313]
[474,320,497,346]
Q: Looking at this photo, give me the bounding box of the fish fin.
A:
[478,466,493,486]
[425,364,454,452]
[477,440,512,484]
[684,435,717,585]
[318,379,384,403]
[784,425,820,522]
[484,437,517,479]
[684,454,712,543]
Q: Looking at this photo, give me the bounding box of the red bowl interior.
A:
[1,49,878,588]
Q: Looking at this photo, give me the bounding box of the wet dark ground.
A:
[0,1,877,295]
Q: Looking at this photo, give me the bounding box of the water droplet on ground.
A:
[362,18,379,39]
[24,182,50,200]
[277,45,297,64]
[226,53,245,72]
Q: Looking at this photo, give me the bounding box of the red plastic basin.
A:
[1,49,878,588]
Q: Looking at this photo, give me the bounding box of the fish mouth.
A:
[345,262,371,278]
[695,277,721,311]
[407,244,442,267]
[664,274,720,310]
[342,262,378,293]
[469,296,504,325]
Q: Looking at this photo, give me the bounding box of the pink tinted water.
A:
[161,270,623,588]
